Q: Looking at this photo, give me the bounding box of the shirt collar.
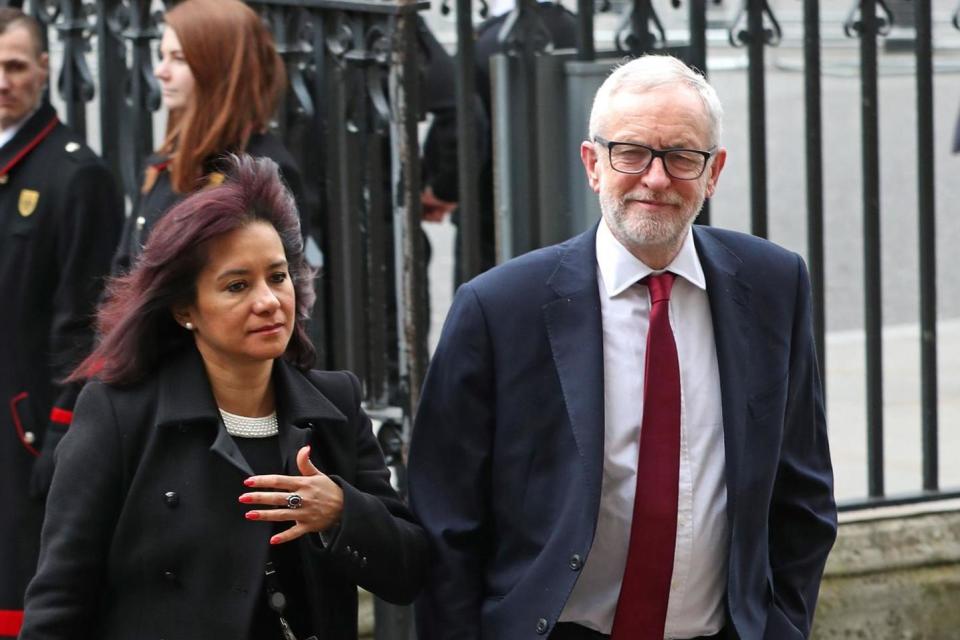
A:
[595,217,706,298]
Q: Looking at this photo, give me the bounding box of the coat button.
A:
[23,431,36,444]
[536,618,549,634]
[163,491,180,508]
[360,556,368,568]
[569,554,582,571]
[352,550,360,562]
[163,570,177,583]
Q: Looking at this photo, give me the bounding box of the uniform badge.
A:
[18,189,39,217]
[206,172,226,187]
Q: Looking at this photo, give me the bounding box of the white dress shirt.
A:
[559,220,728,638]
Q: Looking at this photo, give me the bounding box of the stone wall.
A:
[812,499,960,639]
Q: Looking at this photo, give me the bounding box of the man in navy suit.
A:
[408,55,837,640]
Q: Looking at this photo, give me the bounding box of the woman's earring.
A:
[184,322,194,331]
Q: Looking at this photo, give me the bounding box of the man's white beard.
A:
[599,188,705,255]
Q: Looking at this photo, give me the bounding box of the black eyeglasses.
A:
[593,136,716,180]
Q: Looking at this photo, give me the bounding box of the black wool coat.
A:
[20,349,428,640]
[0,101,122,620]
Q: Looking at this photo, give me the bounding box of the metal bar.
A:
[55,0,90,139]
[838,489,960,513]
[325,32,364,373]
[746,0,768,238]
[455,0,482,281]
[859,0,884,498]
[576,0,595,61]
[914,0,938,492]
[390,6,426,421]
[630,0,656,55]
[124,0,160,207]
[255,0,429,14]
[688,0,709,226]
[96,0,126,193]
[803,0,826,387]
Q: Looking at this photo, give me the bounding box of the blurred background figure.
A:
[20,155,427,640]
[0,9,122,638]
[467,0,578,282]
[112,0,308,274]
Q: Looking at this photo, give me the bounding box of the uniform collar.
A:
[0,101,59,178]
[595,217,706,298]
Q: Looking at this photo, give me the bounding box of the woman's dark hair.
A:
[72,155,316,385]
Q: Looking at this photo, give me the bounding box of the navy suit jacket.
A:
[409,224,837,640]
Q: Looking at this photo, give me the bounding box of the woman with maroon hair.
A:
[113,0,308,273]
[20,155,426,640]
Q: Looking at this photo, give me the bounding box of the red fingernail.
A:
[243,478,255,487]
[238,495,252,504]
[270,535,281,545]
[245,512,260,520]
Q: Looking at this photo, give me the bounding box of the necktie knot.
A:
[644,272,676,304]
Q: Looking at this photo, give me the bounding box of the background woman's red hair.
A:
[146,0,286,194]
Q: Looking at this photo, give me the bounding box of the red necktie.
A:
[611,272,681,640]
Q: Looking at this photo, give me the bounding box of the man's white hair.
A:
[588,54,724,147]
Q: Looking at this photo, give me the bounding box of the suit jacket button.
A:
[163,570,177,583]
[361,556,368,568]
[352,550,360,562]
[164,491,180,508]
[569,554,582,571]
[536,618,549,634]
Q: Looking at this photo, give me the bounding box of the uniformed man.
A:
[0,9,122,637]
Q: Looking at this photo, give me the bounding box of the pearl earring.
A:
[184,322,194,331]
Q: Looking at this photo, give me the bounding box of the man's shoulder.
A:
[466,228,592,296]
[41,124,105,167]
[694,224,800,264]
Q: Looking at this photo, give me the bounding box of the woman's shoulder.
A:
[302,368,360,405]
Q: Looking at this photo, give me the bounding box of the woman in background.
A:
[113,0,307,272]
[20,156,426,640]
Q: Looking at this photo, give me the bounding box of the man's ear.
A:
[580,141,601,193]
[38,51,49,82]
[705,147,726,199]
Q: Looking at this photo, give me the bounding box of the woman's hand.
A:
[239,445,344,544]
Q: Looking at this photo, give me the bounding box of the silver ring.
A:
[286,493,303,510]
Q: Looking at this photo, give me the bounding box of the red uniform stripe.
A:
[0,115,59,177]
[9,392,39,456]
[50,407,73,425]
[0,609,23,636]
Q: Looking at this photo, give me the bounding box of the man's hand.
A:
[421,186,457,222]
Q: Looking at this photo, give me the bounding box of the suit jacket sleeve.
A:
[764,256,837,639]
[21,382,124,640]
[408,284,495,640]
[314,370,429,605]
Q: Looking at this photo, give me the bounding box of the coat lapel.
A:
[693,226,752,526]
[272,362,348,473]
[543,225,606,511]
[154,350,348,477]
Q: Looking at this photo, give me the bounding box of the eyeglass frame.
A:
[592,135,717,181]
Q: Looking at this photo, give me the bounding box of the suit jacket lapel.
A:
[544,225,605,513]
[693,226,752,526]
